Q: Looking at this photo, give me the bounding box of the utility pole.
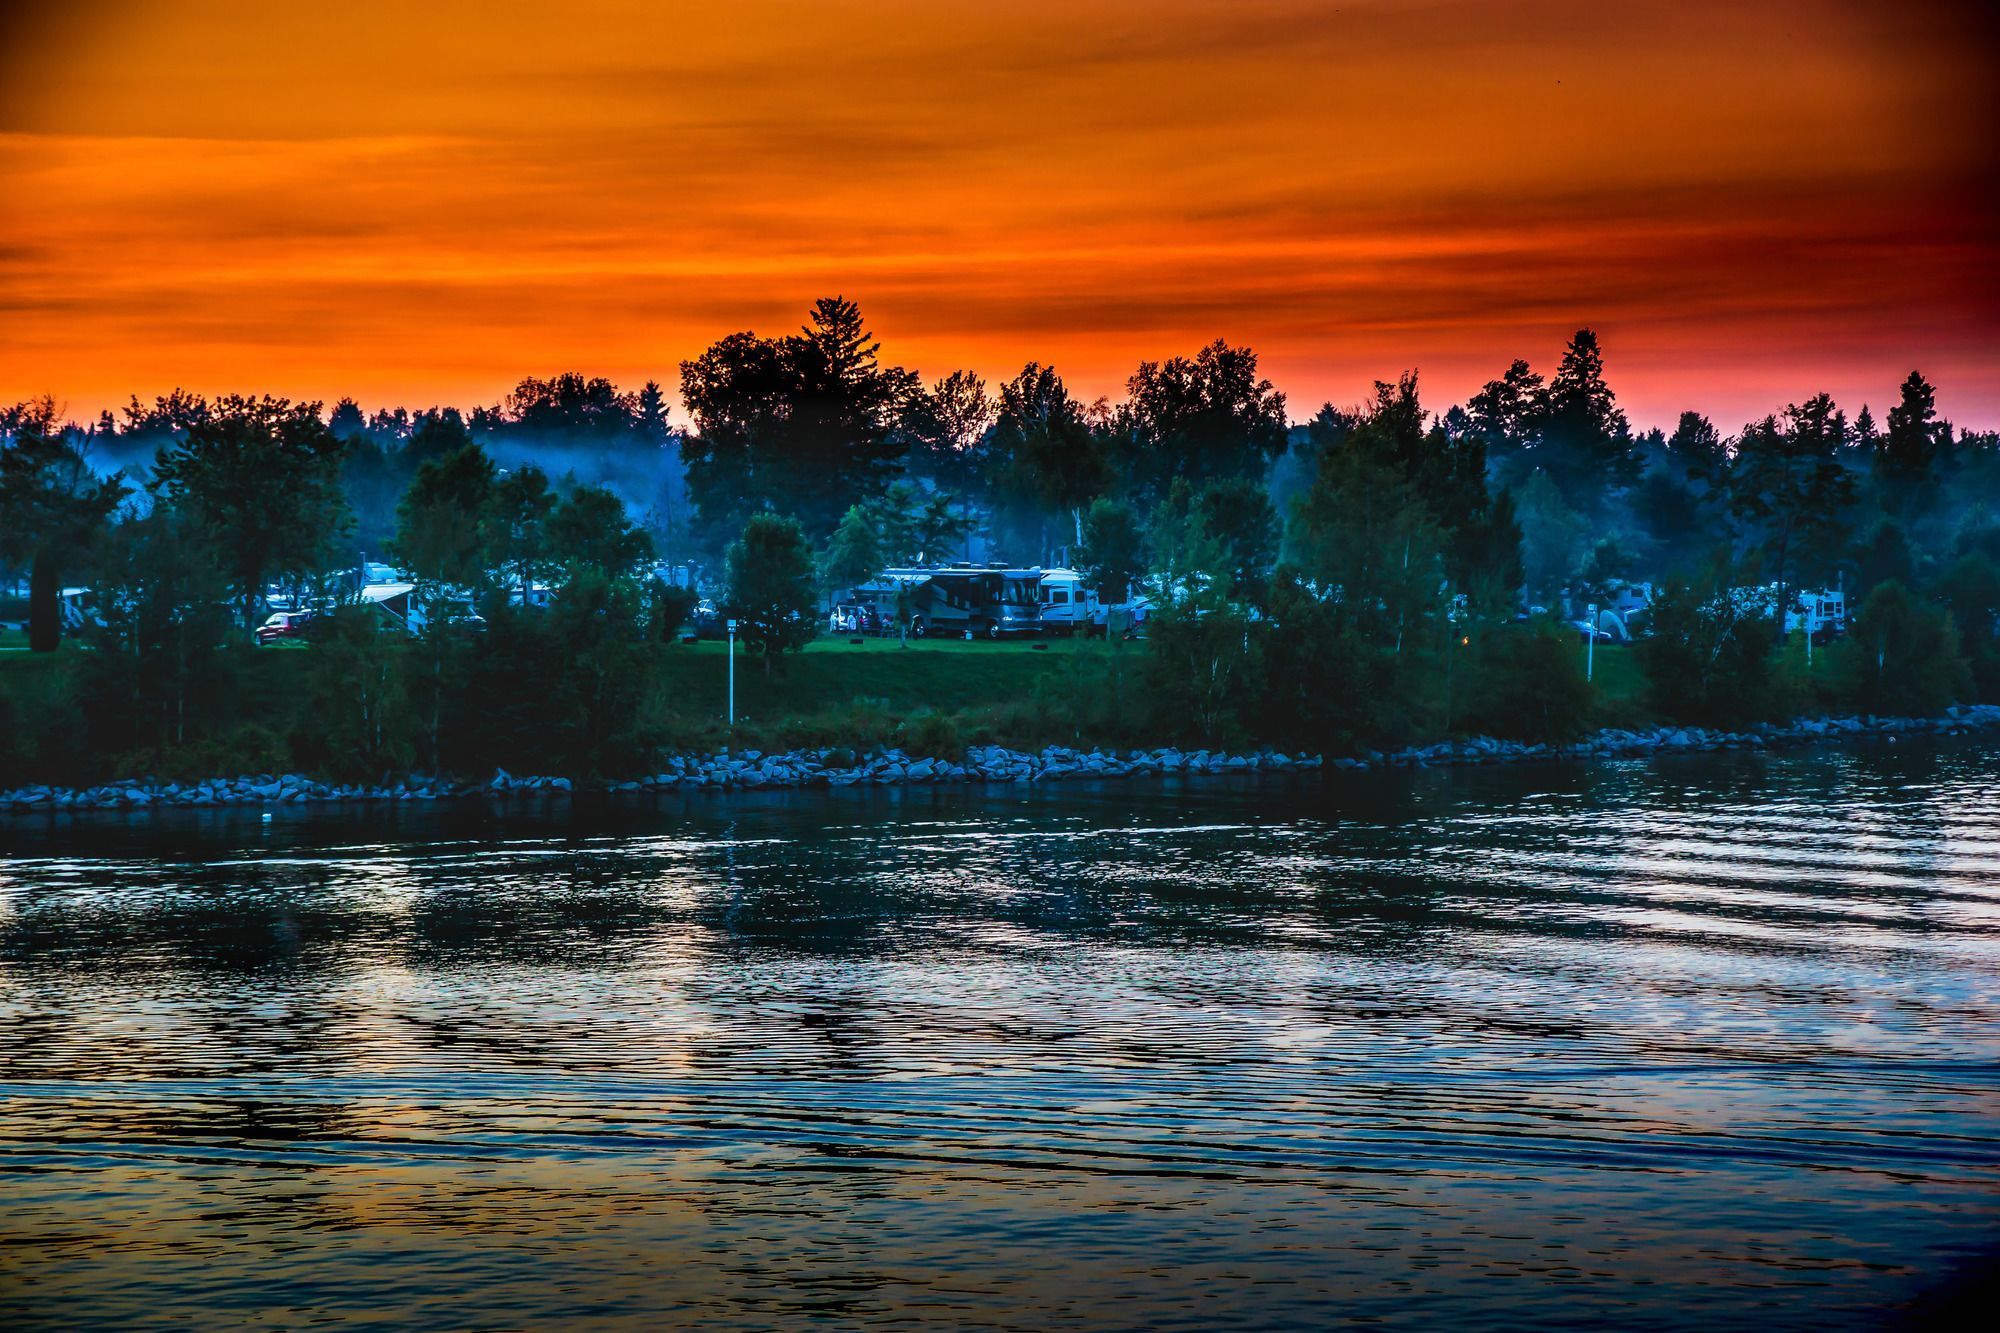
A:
[727,618,737,727]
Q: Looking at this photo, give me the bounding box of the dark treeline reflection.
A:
[4,309,2000,787]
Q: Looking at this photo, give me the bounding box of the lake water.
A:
[3,741,1998,1330]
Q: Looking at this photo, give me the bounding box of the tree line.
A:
[3,298,1998,782]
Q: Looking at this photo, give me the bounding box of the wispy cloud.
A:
[0,0,1993,428]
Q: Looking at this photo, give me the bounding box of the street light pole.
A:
[727,618,737,727]
[1586,602,1597,683]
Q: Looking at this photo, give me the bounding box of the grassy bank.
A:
[0,631,1661,784]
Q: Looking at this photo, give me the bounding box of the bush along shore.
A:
[2,704,1996,815]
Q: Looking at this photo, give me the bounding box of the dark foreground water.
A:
[2,741,1998,1331]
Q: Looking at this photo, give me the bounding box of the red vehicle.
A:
[255,610,316,645]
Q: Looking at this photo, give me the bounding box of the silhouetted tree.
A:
[1195,477,1279,599]
[1877,371,1944,522]
[394,443,497,590]
[1466,357,1545,481]
[725,512,818,665]
[150,396,350,629]
[1730,395,1855,641]
[327,397,368,440]
[635,380,672,447]
[680,298,916,541]
[484,465,557,602]
[0,397,126,650]
[986,363,1109,561]
[1077,497,1146,604]
[1118,339,1287,504]
[1634,411,1731,575]
[503,373,639,441]
[900,369,996,493]
[548,485,653,577]
[1530,328,1637,512]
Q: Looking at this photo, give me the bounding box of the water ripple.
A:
[2,740,1998,1330]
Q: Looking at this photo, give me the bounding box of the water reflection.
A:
[3,742,1998,1330]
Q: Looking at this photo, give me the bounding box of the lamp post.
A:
[1585,603,1597,682]
[726,618,738,727]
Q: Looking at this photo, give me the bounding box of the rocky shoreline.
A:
[3,704,1996,815]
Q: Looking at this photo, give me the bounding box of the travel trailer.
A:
[1036,568,1100,635]
[1742,583,1847,639]
[359,580,483,636]
[1790,586,1847,640]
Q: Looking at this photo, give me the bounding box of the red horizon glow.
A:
[1,0,1995,433]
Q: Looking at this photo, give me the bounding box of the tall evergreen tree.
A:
[1730,394,1856,641]
[1465,357,1545,482]
[1531,328,1637,511]
[1877,370,1944,522]
[679,298,916,541]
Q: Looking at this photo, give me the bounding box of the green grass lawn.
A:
[655,635,1128,723]
[0,631,1124,747]
[0,628,1641,732]
[1589,643,1645,711]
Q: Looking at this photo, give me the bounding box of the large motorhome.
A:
[855,564,1104,638]
[850,564,1038,638]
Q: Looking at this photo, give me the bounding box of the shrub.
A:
[897,709,964,758]
[650,580,700,641]
[293,607,415,781]
[1463,620,1596,742]
[1142,606,1263,745]
[1932,553,2000,702]
[113,723,291,782]
[0,666,90,786]
[1636,568,1778,726]
[1829,580,1970,715]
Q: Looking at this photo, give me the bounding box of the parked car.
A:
[828,602,883,635]
[689,599,726,639]
[255,609,317,645]
[1571,620,1615,643]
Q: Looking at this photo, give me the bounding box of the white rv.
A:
[1790,587,1847,640]
[1036,568,1100,635]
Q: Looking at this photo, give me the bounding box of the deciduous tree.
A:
[148,395,350,630]
[0,397,126,650]
[725,512,818,665]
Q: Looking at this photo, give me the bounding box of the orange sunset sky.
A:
[1,0,1996,431]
